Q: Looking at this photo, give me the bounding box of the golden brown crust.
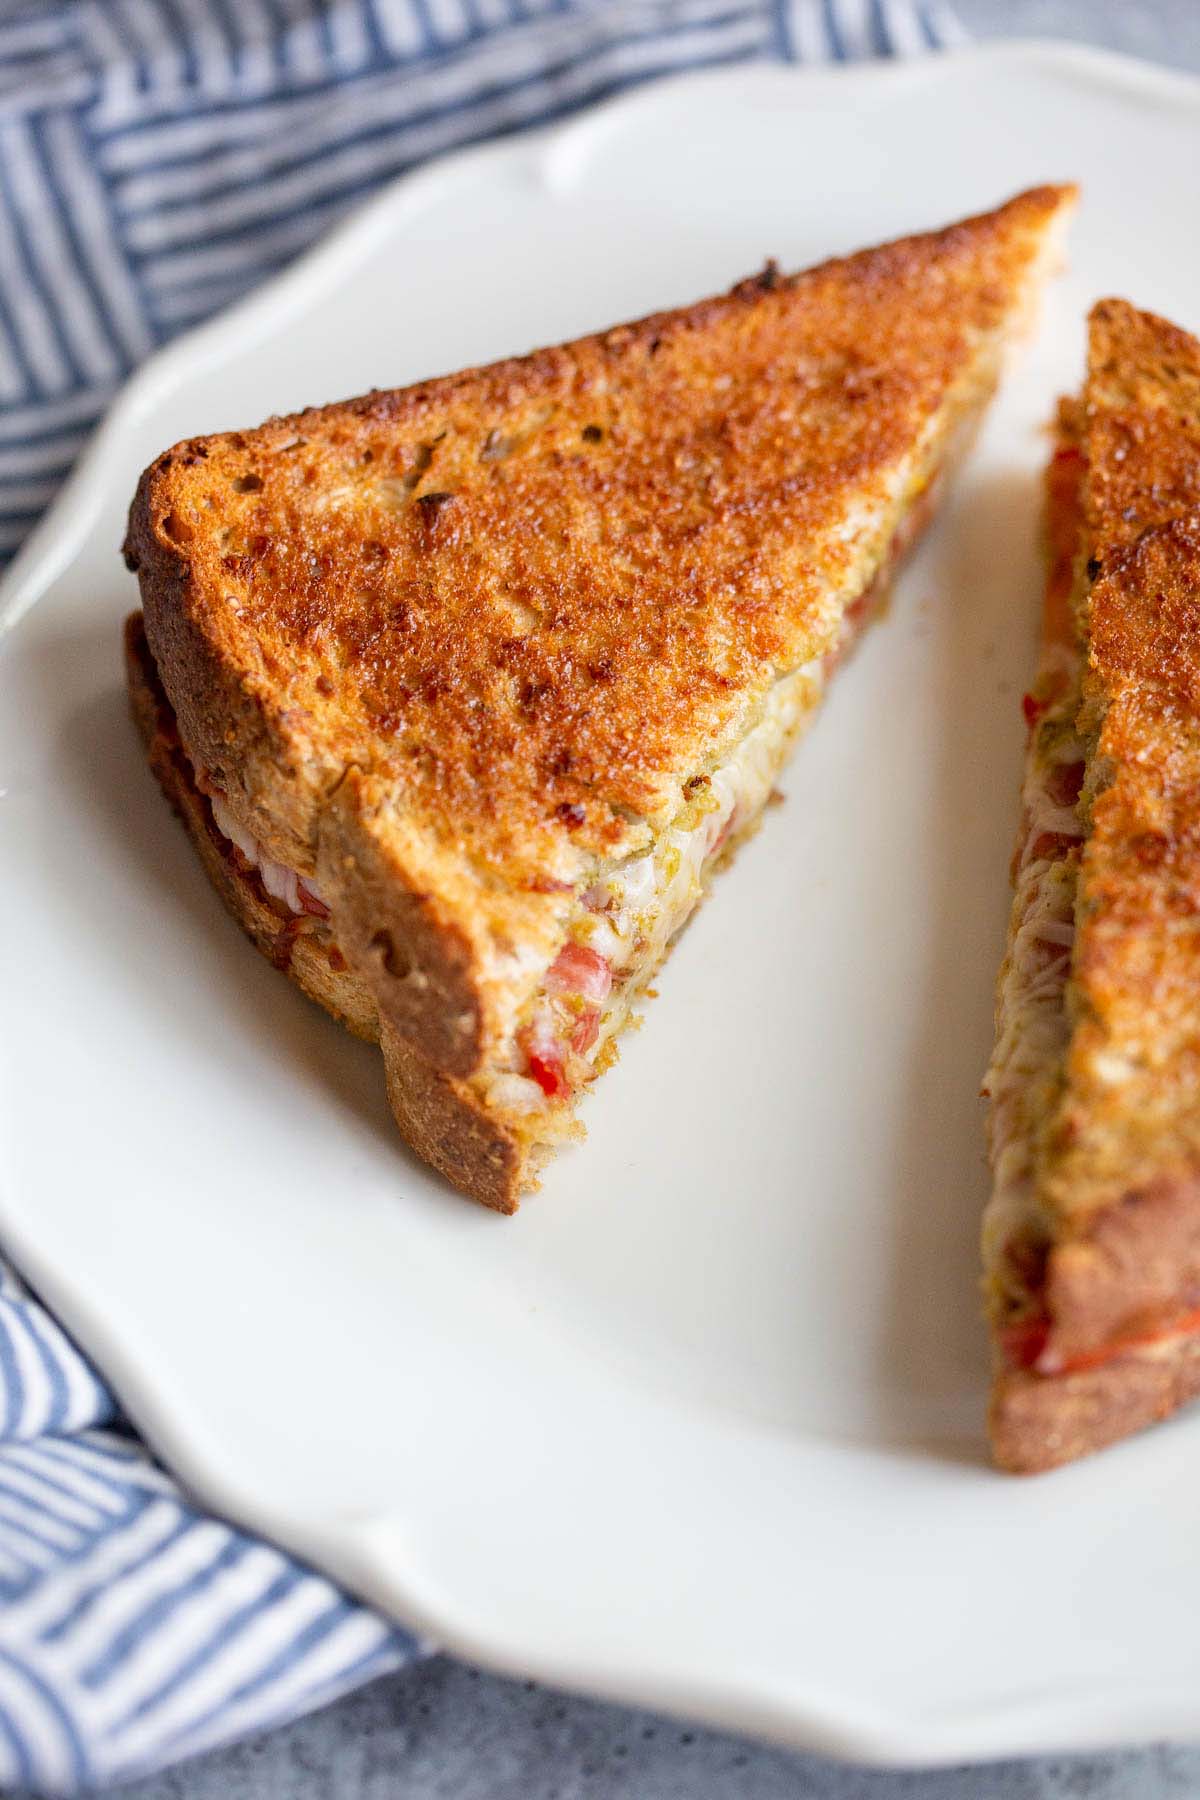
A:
[1048,301,1200,1222]
[992,1334,1200,1474]
[125,612,379,1042]
[124,185,1075,1083]
[988,301,1200,1468]
[126,611,528,1209]
[316,768,485,1078]
[380,1024,522,1214]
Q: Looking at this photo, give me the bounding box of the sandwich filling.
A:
[483,655,823,1120]
[207,790,330,921]
[982,429,1087,1368]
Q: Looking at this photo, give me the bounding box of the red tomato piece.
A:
[545,943,612,1005]
[1046,759,1085,809]
[1000,1314,1051,1371]
[297,880,331,918]
[526,1049,569,1099]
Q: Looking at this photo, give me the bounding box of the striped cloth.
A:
[0,1,963,1790]
[0,1265,414,1793]
[0,0,967,570]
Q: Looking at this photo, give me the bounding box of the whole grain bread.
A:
[126,612,529,1206]
[1048,301,1200,1236]
[990,300,1200,1470]
[124,187,1074,1206]
[992,1332,1200,1474]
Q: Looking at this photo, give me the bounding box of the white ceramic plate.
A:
[5,41,1200,1768]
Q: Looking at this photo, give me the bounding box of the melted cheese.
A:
[196,657,834,1130]
[208,792,326,918]
[483,657,824,1117]
[982,657,1085,1302]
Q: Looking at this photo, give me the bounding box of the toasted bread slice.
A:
[125,612,530,1204]
[125,185,1074,1209]
[986,299,1200,1470]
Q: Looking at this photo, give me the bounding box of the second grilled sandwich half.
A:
[986,298,1200,1471]
[125,184,1074,1210]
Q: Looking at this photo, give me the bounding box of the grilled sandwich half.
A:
[986,298,1200,1470]
[125,184,1074,1210]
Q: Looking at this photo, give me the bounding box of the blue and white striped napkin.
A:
[0,1,963,1789]
[0,1267,413,1794]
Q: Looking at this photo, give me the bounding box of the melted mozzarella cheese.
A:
[208,792,326,918]
[982,670,1086,1299]
[485,657,824,1115]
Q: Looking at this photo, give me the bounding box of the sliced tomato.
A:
[296,879,331,918]
[1022,665,1071,733]
[519,1011,571,1099]
[1046,759,1085,809]
[1022,691,1049,730]
[1024,829,1082,867]
[520,947,613,1096]
[1002,1301,1200,1379]
[526,1047,569,1100]
[1000,1314,1051,1371]
[1054,1304,1200,1377]
[545,942,612,1005]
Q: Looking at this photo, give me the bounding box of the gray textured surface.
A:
[99,6,1200,1797]
[955,0,1200,63]
[97,1660,1200,1799]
